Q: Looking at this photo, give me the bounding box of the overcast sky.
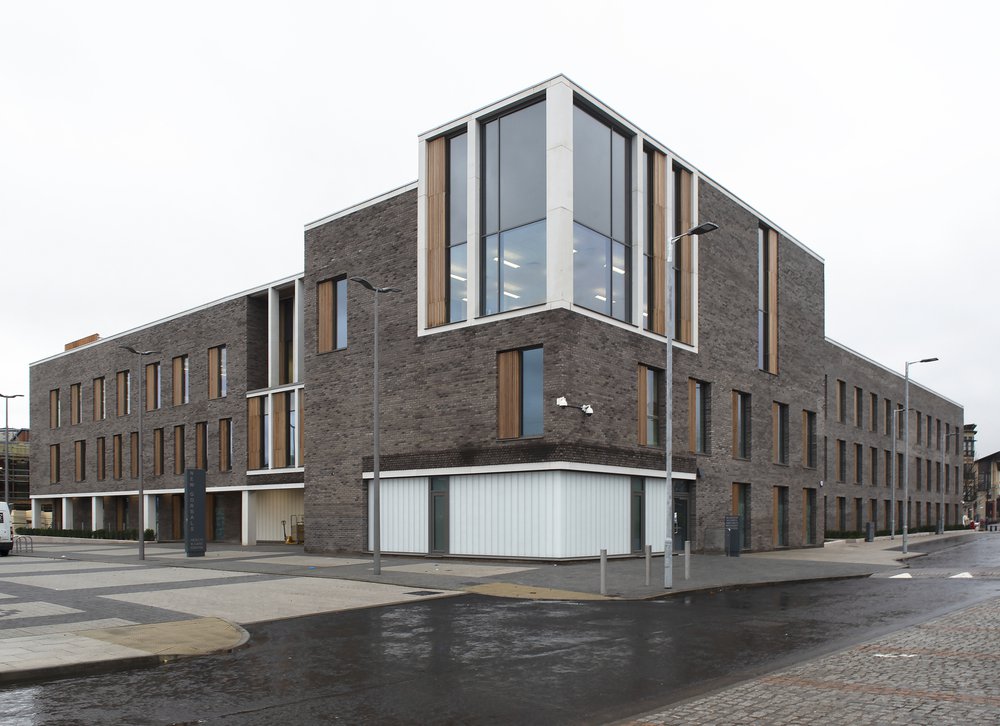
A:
[3,1,997,454]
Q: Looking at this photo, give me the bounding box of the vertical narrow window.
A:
[130,432,139,479]
[145,362,160,411]
[773,402,789,465]
[803,410,817,468]
[172,355,189,406]
[885,450,892,487]
[49,389,61,428]
[429,476,450,553]
[113,434,123,480]
[836,440,846,481]
[447,133,468,323]
[915,410,922,444]
[869,392,878,432]
[688,379,710,454]
[855,443,863,484]
[758,225,778,373]
[219,418,233,472]
[70,383,81,425]
[481,100,547,315]
[288,391,297,467]
[896,404,904,439]
[644,148,666,334]
[573,105,631,321]
[804,488,817,545]
[916,456,922,490]
[317,278,348,352]
[153,428,164,476]
[732,391,751,459]
[195,422,207,470]
[853,387,863,428]
[773,486,788,546]
[273,392,289,468]
[427,132,470,325]
[96,437,106,481]
[835,380,846,423]
[870,446,879,486]
[639,365,662,447]
[497,347,543,439]
[74,440,86,482]
[93,377,106,421]
[673,163,695,344]
[173,425,185,475]
[279,294,295,385]
[631,477,645,552]
[733,483,751,550]
[897,452,903,488]
[49,444,60,483]
[117,371,130,416]
[884,399,891,435]
[208,345,227,399]
[247,397,264,469]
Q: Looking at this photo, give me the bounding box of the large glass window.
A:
[447,133,468,322]
[573,105,631,321]
[481,101,547,315]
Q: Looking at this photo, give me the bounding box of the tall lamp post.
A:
[1,393,24,505]
[942,430,961,534]
[665,221,719,588]
[902,357,937,554]
[120,346,160,560]
[351,277,400,576]
[889,404,906,540]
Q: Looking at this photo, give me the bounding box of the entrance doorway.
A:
[673,496,689,551]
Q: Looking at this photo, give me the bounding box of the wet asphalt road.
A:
[3,537,999,726]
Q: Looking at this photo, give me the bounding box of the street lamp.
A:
[1,393,24,506]
[902,357,937,554]
[351,276,401,576]
[120,346,160,560]
[942,430,962,534]
[665,221,719,588]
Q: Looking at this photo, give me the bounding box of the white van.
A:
[0,502,12,557]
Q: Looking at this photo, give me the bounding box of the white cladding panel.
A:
[559,472,631,556]
[369,477,428,553]
[254,489,304,542]
[645,477,668,553]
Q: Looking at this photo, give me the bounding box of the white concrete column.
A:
[91,496,104,532]
[465,119,479,318]
[62,497,75,530]
[142,493,156,536]
[241,490,257,546]
[416,137,428,331]
[546,81,574,308]
[634,136,646,329]
[293,277,305,384]
[30,498,42,529]
[267,287,280,387]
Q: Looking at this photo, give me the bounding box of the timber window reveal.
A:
[573,104,631,322]
[70,383,81,425]
[802,410,817,469]
[49,444,60,484]
[49,389,61,428]
[113,434,123,480]
[173,425,185,476]
[195,422,207,470]
[497,347,544,439]
[637,365,662,447]
[208,345,228,399]
[773,402,789,465]
[644,148,666,334]
[247,396,266,469]
[74,440,86,482]
[732,391,752,460]
[93,377,106,421]
[688,379,710,454]
[96,437,106,481]
[219,418,233,472]
[153,428,164,477]
[481,100,547,316]
[145,362,161,411]
[130,432,139,479]
[758,225,778,374]
[317,278,348,352]
[835,380,846,423]
[116,371,130,416]
[172,356,189,406]
[673,163,695,344]
[427,132,469,326]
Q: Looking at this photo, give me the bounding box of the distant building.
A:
[973,447,1000,523]
[963,423,978,518]
[1,427,30,514]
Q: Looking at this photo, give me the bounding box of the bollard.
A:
[684,540,691,580]
[600,549,607,596]
[645,544,651,586]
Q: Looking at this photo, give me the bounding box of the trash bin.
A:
[724,515,741,557]
[865,521,875,542]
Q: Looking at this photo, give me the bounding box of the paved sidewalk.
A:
[0,529,984,686]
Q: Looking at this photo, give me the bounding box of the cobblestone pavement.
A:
[625,594,1000,725]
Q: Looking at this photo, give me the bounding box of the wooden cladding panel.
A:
[117,372,128,416]
[113,435,122,480]
[49,445,59,483]
[173,357,184,406]
[70,384,80,425]
[637,366,649,446]
[497,351,520,439]
[650,151,667,336]
[153,428,163,476]
[195,422,206,470]
[130,432,139,478]
[676,166,694,344]
[74,440,85,481]
[247,397,263,469]
[219,418,232,472]
[766,228,779,374]
[49,389,59,428]
[93,378,103,421]
[145,363,157,411]
[273,392,288,469]
[173,426,185,475]
[426,136,447,328]
[208,347,220,399]
[317,280,334,353]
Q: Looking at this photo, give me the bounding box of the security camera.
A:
[819,480,825,488]
[581,404,594,416]
[555,397,568,407]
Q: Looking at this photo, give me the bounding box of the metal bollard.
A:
[645,544,651,586]
[600,549,607,595]
[684,540,691,580]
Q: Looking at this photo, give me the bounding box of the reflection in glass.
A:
[448,242,467,322]
[521,347,543,437]
[573,223,608,315]
[336,279,347,349]
[499,102,546,231]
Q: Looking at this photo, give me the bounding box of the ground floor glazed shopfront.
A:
[29,485,304,546]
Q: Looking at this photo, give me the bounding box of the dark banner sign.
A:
[185,469,207,557]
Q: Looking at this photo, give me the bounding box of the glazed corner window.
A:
[145,362,161,411]
[116,370,131,416]
[688,379,710,454]
[49,444,60,483]
[317,277,347,352]
[638,365,661,447]
[208,345,228,399]
[173,355,190,406]
[773,402,789,465]
[219,418,233,472]
[573,104,631,322]
[70,383,81,425]
[49,388,61,428]
[427,132,469,326]
[481,100,547,316]
[732,391,751,459]
[497,347,543,439]
[93,376,106,421]
[758,225,778,374]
